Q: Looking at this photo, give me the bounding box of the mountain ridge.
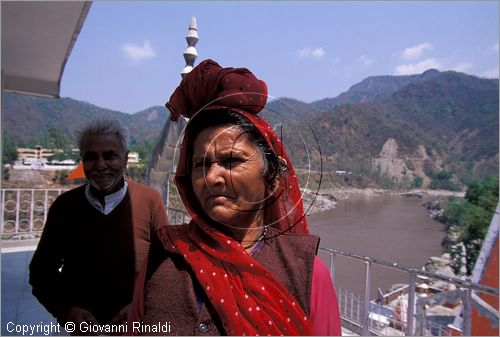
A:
[3,70,498,189]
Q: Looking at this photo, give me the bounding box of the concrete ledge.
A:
[1,239,39,253]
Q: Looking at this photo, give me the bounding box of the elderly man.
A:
[29,117,167,334]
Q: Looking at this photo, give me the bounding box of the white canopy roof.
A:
[1,1,92,98]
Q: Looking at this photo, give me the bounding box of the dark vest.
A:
[141,227,319,336]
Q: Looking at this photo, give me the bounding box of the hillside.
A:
[308,71,498,187]
[309,69,440,112]
[2,94,169,145]
[2,70,498,189]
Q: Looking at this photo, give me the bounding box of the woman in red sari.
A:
[128,59,341,335]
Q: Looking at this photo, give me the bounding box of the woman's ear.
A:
[266,156,288,195]
[277,156,288,173]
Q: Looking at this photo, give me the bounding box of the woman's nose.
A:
[205,163,225,187]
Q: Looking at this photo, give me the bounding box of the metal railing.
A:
[1,189,66,239]
[168,206,191,225]
[319,247,499,336]
[0,188,188,238]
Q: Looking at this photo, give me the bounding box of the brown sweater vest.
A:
[29,181,167,324]
[141,227,319,335]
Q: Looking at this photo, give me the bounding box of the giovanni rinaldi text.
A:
[5,321,172,335]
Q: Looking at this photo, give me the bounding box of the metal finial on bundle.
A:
[181,17,198,78]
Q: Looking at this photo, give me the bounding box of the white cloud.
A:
[451,63,473,73]
[394,58,442,75]
[122,40,156,62]
[312,47,325,58]
[297,47,325,60]
[481,66,499,78]
[491,43,499,52]
[358,55,374,66]
[401,42,433,61]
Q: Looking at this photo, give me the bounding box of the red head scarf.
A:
[166,59,268,120]
[149,60,312,335]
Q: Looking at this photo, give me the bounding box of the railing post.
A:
[343,289,347,317]
[330,252,336,286]
[406,271,416,336]
[350,290,354,320]
[462,288,472,336]
[15,189,20,234]
[44,189,49,223]
[30,189,35,232]
[1,189,5,229]
[415,297,425,336]
[362,261,372,336]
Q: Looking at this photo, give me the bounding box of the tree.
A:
[443,175,499,274]
[465,179,483,205]
[430,170,461,190]
[129,140,153,167]
[32,125,73,150]
[127,140,154,183]
[413,176,424,188]
[47,126,72,150]
[2,133,18,164]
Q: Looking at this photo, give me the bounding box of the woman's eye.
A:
[222,157,242,167]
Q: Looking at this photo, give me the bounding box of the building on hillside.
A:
[128,152,140,166]
[17,146,63,161]
[14,146,79,170]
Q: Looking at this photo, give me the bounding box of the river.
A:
[308,193,446,298]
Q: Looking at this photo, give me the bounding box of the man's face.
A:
[81,134,128,195]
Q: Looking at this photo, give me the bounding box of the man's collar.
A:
[85,179,129,215]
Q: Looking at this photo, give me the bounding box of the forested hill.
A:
[309,68,441,112]
[2,95,170,146]
[3,69,498,189]
[292,71,498,189]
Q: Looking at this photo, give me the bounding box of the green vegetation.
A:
[2,133,18,164]
[129,140,153,168]
[127,140,154,183]
[412,176,424,188]
[442,175,499,274]
[430,170,462,191]
[126,165,146,183]
[32,125,73,151]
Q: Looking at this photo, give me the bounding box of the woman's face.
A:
[191,124,267,229]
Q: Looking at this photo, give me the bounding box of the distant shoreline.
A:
[302,187,465,214]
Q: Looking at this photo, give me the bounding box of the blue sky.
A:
[61,1,499,114]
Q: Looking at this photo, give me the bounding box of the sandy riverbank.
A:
[302,187,465,214]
